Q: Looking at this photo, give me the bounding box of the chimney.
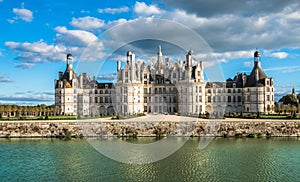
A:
[117,60,121,71]
[58,72,63,80]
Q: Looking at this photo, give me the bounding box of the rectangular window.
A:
[173,73,176,78]
[228,96,231,102]
[144,74,147,79]
[208,96,211,102]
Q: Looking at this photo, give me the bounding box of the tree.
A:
[279,94,299,116]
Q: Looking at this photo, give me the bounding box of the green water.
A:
[1,137,300,181]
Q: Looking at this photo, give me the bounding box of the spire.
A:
[157,45,163,68]
[158,45,162,56]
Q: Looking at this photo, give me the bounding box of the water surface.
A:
[0,137,300,181]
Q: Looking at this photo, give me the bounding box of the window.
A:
[208,89,211,93]
[125,72,128,78]
[228,96,231,102]
[267,95,270,101]
[144,74,147,79]
[198,71,201,76]
[144,97,147,103]
[228,89,231,93]
[208,96,211,102]
[238,96,241,102]
[199,96,202,102]
[144,88,147,94]
[173,73,176,78]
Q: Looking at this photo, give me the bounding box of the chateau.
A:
[55,47,274,117]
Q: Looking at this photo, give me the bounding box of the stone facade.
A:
[115,47,274,116]
[55,47,274,116]
[54,54,114,116]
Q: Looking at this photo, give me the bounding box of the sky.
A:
[1,0,300,105]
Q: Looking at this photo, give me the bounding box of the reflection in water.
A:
[1,138,300,181]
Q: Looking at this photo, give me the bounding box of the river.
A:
[0,137,300,181]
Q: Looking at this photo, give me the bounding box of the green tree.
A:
[279,94,299,116]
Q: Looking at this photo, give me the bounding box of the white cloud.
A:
[5,40,67,66]
[270,52,289,59]
[70,16,105,30]
[7,19,15,24]
[97,71,117,81]
[244,61,253,68]
[15,63,35,69]
[13,7,33,22]
[134,2,162,15]
[98,7,129,14]
[264,65,300,73]
[55,26,98,47]
[0,75,13,83]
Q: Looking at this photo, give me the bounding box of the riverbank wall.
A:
[1,119,300,138]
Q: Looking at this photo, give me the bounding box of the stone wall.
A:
[1,121,300,138]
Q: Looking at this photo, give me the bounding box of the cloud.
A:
[5,40,66,65]
[243,61,253,68]
[7,19,15,24]
[98,7,129,14]
[265,65,300,73]
[55,26,98,47]
[161,0,300,18]
[12,7,33,22]
[97,71,117,81]
[0,90,54,105]
[0,75,13,83]
[134,2,162,15]
[70,16,105,30]
[269,52,289,59]
[158,2,300,53]
[15,63,35,69]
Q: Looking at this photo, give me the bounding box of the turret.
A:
[254,50,261,68]
[186,50,193,68]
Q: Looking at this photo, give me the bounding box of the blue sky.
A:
[1,0,300,105]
